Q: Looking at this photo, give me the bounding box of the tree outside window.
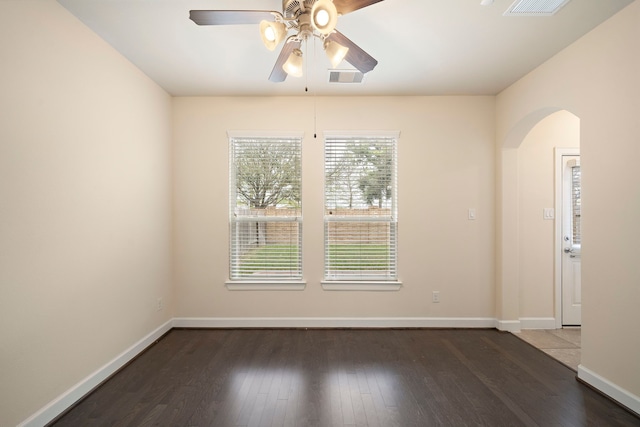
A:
[229,136,302,280]
[324,135,398,281]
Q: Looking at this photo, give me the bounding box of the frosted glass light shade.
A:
[324,40,349,67]
[260,20,286,51]
[310,0,338,35]
[283,48,304,77]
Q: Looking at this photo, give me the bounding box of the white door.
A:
[562,155,581,325]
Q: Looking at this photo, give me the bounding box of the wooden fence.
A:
[235,207,392,246]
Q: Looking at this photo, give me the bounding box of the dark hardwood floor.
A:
[50,329,640,427]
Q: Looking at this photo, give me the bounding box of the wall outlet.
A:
[156,297,163,311]
[432,291,440,303]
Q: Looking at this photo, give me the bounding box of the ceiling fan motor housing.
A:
[283,0,318,19]
[188,0,380,81]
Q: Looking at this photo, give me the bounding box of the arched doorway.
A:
[497,108,580,331]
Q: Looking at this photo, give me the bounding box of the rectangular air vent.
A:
[504,0,571,16]
[328,70,365,83]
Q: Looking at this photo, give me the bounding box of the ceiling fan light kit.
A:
[189,0,382,82]
[310,0,339,35]
[260,20,287,50]
[324,39,349,68]
[283,48,305,77]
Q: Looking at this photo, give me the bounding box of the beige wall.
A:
[172,96,496,319]
[2,0,639,423]
[518,111,580,318]
[497,0,639,399]
[0,1,173,426]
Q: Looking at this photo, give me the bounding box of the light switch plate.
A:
[468,208,477,220]
[543,208,555,220]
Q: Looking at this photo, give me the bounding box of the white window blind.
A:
[229,135,302,280]
[572,165,581,245]
[324,134,398,281]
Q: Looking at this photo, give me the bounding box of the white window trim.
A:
[226,280,307,291]
[322,131,400,285]
[322,130,401,139]
[227,130,305,139]
[228,131,304,282]
[321,281,402,291]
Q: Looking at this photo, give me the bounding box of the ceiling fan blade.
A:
[269,40,302,82]
[189,10,275,25]
[327,30,378,74]
[332,0,384,15]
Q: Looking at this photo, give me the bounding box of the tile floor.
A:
[512,328,581,371]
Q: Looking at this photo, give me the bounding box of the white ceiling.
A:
[57,0,634,96]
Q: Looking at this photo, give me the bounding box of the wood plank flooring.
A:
[50,329,640,427]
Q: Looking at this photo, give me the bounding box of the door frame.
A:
[554,147,580,328]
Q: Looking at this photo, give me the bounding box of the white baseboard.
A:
[496,319,521,332]
[519,317,557,330]
[18,319,173,427]
[19,316,496,425]
[172,316,497,329]
[33,317,637,427]
[578,365,640,416]
[497,318,559,331]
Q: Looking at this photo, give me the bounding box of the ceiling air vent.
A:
[328,70,365,83]
[504,0,571,16]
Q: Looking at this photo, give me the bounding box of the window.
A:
[571,165,581,245]
[228,133,303,284]
[323,132,399,285]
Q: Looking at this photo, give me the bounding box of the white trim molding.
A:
[496,319,521,332]
[519,317,557,330]
[578,365,640,416]
[36,317,640,427]
[22,316,494,425]
[227,130,305,139]
[322,130,401,139]
[18,319,173,427]
[173,316,496,329]
[321,281,402,291]
[225,281,306,291]
[499,318,558,331]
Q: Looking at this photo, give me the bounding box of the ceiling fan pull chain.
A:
[305,38,309,91]
[189,0,381,82]
[312,37,318,138]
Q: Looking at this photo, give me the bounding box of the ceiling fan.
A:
[189,0,383,82]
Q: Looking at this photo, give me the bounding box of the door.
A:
[562,155,581,325]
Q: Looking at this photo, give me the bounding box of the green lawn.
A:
[237,244,391,273]
[326,244,392,270]
[238,244,300,272]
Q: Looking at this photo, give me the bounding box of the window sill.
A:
[321,281,403,291]
[225,280,306,291]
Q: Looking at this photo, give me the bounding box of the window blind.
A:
[324,135,398,281]
[572,165,581,245]
[229,135,302,280]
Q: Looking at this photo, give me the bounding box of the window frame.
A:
[225,131,306,290]
[321,131,402,291]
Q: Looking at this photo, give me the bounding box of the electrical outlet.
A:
[432,291,440,303]
[156,297,163,311]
